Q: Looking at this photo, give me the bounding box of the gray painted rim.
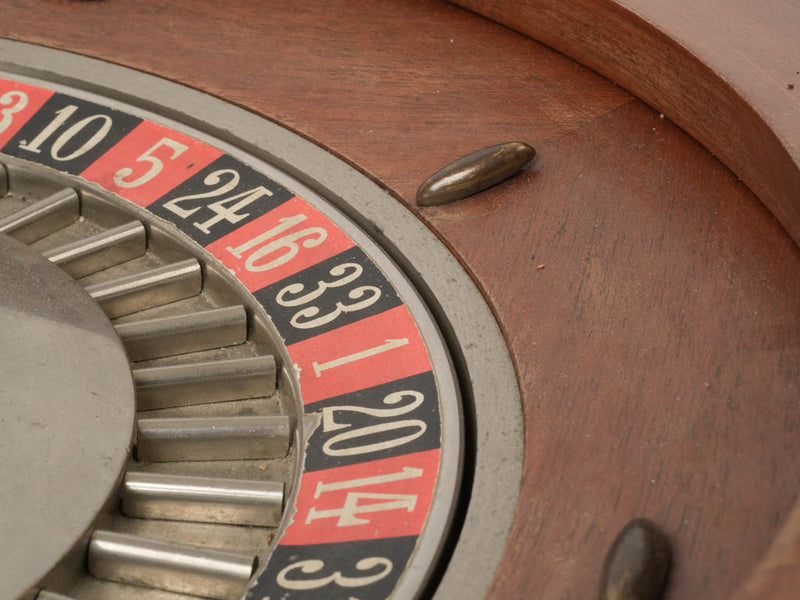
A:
[0,39,524,599]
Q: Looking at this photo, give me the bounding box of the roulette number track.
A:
[1,2,799,599]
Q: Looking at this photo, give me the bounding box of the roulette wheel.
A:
[0,1,798,599]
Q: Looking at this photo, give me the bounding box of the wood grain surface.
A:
[454,0,800,246]
[1,1,798,599]
[734,500,800,600]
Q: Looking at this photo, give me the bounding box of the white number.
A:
[113,136,188,188]
[322,391,426,456]
[313,466,423,498]
[308,493,418,526]
[163,168,239,217]
[162,168,273,233]
[226,213,326,272]
[277,557,392,590]
[277,262,381,330]
[277,263,362,307]
[312,338,409,377]
[51,115,112,161]
[19,104,112,161]
[19,105,75,153]
[194,189,269,233]
[323,421,427,456]
[290,287,380,328]
[0,90,28,134]
[306,467,423,526]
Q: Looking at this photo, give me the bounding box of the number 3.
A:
[113,136,189,188]
[0,90,28,134]
[277,557,392,590]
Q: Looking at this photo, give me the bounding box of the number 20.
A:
[321,390,426,456]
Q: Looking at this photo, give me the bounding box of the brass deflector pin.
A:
[599,518,672,600]
[416,141,535,207]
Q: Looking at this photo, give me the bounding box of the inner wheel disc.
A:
[0,234,134,599]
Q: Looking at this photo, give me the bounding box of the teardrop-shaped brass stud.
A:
[599,518,672,600]
[416,142,535,207]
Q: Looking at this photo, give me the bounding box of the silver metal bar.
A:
[116,305,248,361]
[133,355,275,410]
[137,415,291,462]
[36,592,76,600]
[122,472,284,526]
[43,220,146,277]
[88,530,256,600]
[0,162,7,196]
[0,187,78,243]
[86,258,202,318]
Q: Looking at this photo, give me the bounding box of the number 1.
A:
[312,338,409,377]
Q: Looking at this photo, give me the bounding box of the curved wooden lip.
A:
[452,1,800,596]
[454,0,800,247]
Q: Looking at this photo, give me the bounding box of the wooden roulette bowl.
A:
[0,1,798,599]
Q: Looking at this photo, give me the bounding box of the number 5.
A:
[113,136,188,188]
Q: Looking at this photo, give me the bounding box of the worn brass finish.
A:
[416,142,535,206]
